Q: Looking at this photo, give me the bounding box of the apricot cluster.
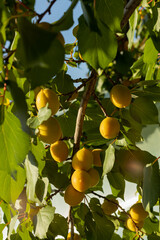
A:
[36,88,69,162]
[99,84,132,140]
[64,148,100,206]
[125,202,148,232]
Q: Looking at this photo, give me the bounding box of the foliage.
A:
[0,0,160,239]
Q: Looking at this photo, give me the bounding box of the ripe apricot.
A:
[71,169,91,192]
[129,203,148,222]
[38,117,62,144]
[88,168,100,187]
[92,149,102,167]
[110,84,131,108]
[125,218,144,232]
[102,198,119,215]
[50,140,68,163]
[36,88,60,116]
[67,232,81,240]
[64,184,84,206]
[72,148,93,171]
[99,117,120,139]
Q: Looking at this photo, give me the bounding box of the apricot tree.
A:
[0,0,160,239]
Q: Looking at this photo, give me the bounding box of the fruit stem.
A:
[93,93,108,117]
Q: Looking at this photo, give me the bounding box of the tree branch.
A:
[73,71,98,154]
[37,0,57,23]
[93,93,108,117]
[121,0,142,29]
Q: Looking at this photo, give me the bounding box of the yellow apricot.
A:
[125,218,144,232]
[92,149,102,167]
[99,117,120,139]
[50,141,68,163]
[110,84,132,108]
[64,184,84,206]
[129,203,148,222]
[71,169,91,192]
[101,198,119,215]
[38,117,62,144]
[36,88,60,115]
[88,168,100,187]
[34,86,41,99]
[72,148,93,171]
[67,232,81,240]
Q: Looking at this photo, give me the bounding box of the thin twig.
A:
[37,0,57,23]
[73,71,98,155]
[67,206,74,240]
[121,0,143,29]
[91,191,144,235]
[46,189,61,202]
[93,93,108,117]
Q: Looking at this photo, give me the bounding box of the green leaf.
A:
[153,3,160,32]
[0,166,26,203]
[111,233,122,240]
[80,0,99,32]
[25,152,39,203]
[144,38,158,64]
[8,215,18,240]
[31,140,46,175]
[148,234,160,240]
[102,145,115,176]
[96,0,124,32]
[142,163,160,210]
[51,0,78,31]
[127,9,138,49]
[0,110,30,174]
[35,177,49,203]
[78,16,117,70]
[133,86,160,101]
[123,229,139,240]
[107,172,125,199]
[52,71,74,94]
[8,80,29,133]
[143,218,159,235]
[27,104,52,129]
[130,97,159,125]
[16,18,64,89]
[47,214,68,239]
[34,205,55,239]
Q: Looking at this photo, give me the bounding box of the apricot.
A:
[36,88,60,116]
[0,96,10,106]
[71,169,91,192]
[64,184,84,206]
[110,84,131,108]
[101,198,119,215]
[72,148,93,171]
[34,86,41,99]
[125,218,144,232]
[88,168,100,187]
[99,117,120,139]
[38,117,62,144]
[92,149,102,167]
[129,203,148,222]
[67,232,81,240]
[50,140,68,163]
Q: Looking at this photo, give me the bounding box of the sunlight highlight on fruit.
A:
[71,169,91,192]
[72,148,93,171]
